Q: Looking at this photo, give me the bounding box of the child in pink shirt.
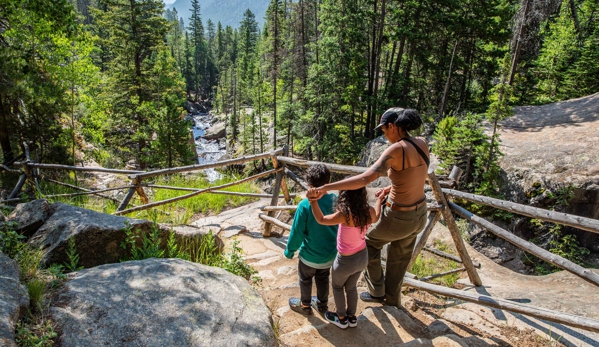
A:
[307,186,383,329]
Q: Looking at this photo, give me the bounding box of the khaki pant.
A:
[364,203,427,306]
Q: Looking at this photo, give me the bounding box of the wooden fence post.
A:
[408,166,463,271]
[263,146,288,237]
[427,169,482,286]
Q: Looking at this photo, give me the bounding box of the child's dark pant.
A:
[298,260,330,308]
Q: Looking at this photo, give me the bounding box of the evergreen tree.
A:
[148,49,195,167]
[188,0,206,101]
[96,0,172,169]
[0,0,79,164]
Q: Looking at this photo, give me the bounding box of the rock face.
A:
[0,252,29,347]
[498,92,599,252]
[50,258,276,347]
[7,199,53,237]
[28,202,154,268]
[203,122,226,140]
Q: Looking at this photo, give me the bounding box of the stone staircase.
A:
[192,198,599,347]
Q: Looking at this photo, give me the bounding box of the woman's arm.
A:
[309,200,345,226]
[371,191,385,222]
[316,145,399,193]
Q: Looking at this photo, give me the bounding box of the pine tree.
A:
[0,0,78,164]
[96,0,171,169]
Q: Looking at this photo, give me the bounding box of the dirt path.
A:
[192,198,599,347]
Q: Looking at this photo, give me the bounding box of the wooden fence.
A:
[260,156,599,334]
[1,147,295,215]
[3,146,599,333]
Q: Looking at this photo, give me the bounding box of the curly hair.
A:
[336,187,371,234]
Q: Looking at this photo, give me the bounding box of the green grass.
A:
[120,222,259,281]
[36,173,262,224]
[26,279,47,312]
[409,239,462,287]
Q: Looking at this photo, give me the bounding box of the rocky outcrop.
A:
[28,202,154,268]
[203,122,226,140]
[0,252,29,347]
[497,92,599,252]
[50,258,276,347]
[7,199,53,237]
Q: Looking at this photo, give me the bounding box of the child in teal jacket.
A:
[284,164,338,315]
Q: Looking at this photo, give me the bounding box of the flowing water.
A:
[190,112,226,181]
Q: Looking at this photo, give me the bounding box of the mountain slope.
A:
[167,0,269,28]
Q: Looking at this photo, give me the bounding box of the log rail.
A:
[5,147,599,334]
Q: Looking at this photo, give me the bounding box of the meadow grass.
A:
[36,172,262,224]
[409,239,462,287]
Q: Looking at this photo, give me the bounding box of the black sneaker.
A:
[325,311,348,329]
[359,292,385,303]
[347,315,358,328]
[310,296,327,314]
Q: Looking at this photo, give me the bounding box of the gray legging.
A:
[331,247,368,317]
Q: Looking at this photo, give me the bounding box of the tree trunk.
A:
[402,41,415,105]
[366,0,378,138]
[508,0,533,86]
[569,0,581,37]
[0,96,14,163]
[439,37,460,119]
[371,0,386,137]
[457,37,475,113]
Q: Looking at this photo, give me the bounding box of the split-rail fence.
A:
[2,145,599,334]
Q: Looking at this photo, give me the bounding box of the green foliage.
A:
[432,113,488,187]
[120,222,165,261]
[219,239,258,281]
[15,319,57,347]
[65,238,83,272]
[526,220,590,275]
[410,239,461,287]
[26,279,47,312]
[16,247,44,281]
[531,0,599,103]
[119,221,258,280]
[0,221,25,258]
[524,183,588,274]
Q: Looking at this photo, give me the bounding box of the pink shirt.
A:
[337,223,369,255]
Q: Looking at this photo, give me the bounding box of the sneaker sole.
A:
[325,313,348,329]
[327,319,348,329]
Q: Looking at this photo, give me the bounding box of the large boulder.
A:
[203,122,226,140]
[497,93,599,252]
[7,199,54,238]
[50,258,276,347]
[0,252,29,347]
[28,203,154,268]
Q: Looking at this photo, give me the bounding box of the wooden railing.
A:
[261,156,599,334]
[3,147,599,333]
[1,147,294,216]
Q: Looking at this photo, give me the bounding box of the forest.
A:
[1,0,598,188]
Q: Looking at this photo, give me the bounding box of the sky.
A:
[163,0,177,4]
